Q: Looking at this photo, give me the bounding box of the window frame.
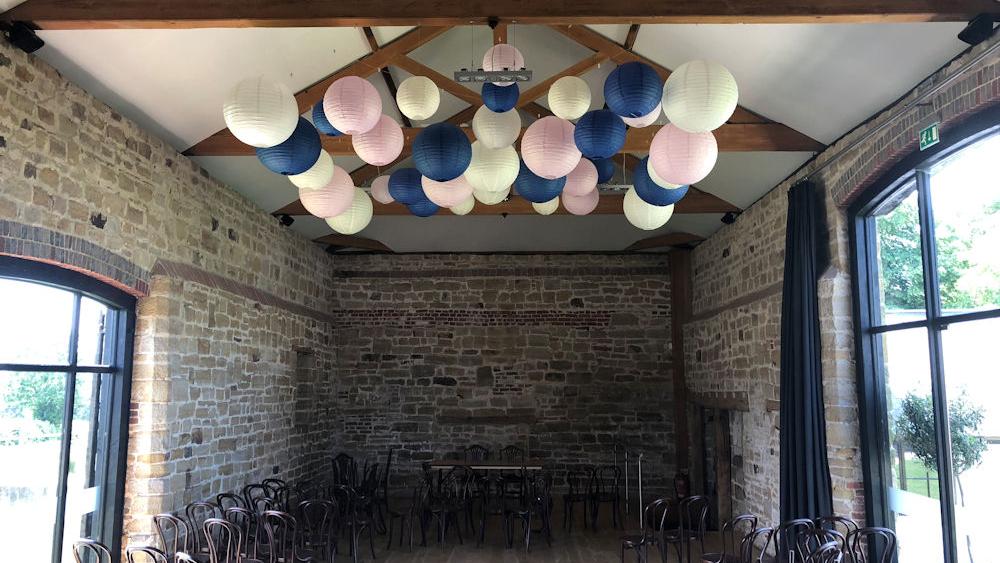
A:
[0,256,136,563]
[848,106,1000,563]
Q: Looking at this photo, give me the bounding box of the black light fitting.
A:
[1,21,45,54]
[958,14,996,46]
[721,212,740,225]
[278,214,295,227]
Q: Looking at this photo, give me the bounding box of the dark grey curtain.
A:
[779,180,834,522]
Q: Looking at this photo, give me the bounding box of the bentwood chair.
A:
[805,541,844,563]
[154,513,193,561]
[846,527,896,563]
[73,539,114,563]
[815,516,858,545]
[243,485,270,513]
[504,472,554,553]
[126,546,169,563]
[187,502,222,562]
[217,493,247,512]
[203,518,244,563]
[333,453,357,488]
[620,497,671,563]
[464,444,490,462]
[797,528,847,558]
[224,507,262,563]
[261,510,312,563]
[774,518,816,563]
[590,465,623,530]
[297,500,337,562]
[740,527,777,563]
[702,513,759,563]
[385,485,423,551]
[671,495,709,563]
[563,466,594,533]
[477,475,509,547]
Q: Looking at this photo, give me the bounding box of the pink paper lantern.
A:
[352,115,404,166]
[323,76,382,135]
[298,165,355,218]
[370,175,394,204]
[521,116,581,180]
[563,158,598,197]
[622,102,661,128]
[482,44,525,86]
[648,124,718,185]
[421,175,473,208]
[562,187,600,216]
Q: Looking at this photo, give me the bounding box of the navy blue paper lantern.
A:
[412,123,472,182]
[255,117,321,176]
[407,199,440,217]
[591,157,615,184]
[514,160,566,203]
[604,61,663,118]
[481,82,519,113]
[634,157,689,206]
[574,110,626,159]
[311,100,342,136]
[388,168,426,205]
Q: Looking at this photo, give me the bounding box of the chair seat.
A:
[621,531,655,548]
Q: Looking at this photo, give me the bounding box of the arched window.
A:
[849,111,1000,563]
[0,256,136,563]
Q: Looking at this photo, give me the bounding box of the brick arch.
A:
[0,219,150,297]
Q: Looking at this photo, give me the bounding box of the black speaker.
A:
[958,14,996,46]
[3,22,45,54]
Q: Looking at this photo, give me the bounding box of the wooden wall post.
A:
[670,249,693,473]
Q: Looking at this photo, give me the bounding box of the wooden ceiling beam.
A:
[515,53,610,109]
[5,1,992,28]
[626,232,704,251]
[493,22,508,44]
[314,233,393,252]
[624,24,641,50]
[394,56,483,106]
[362,27,411,127]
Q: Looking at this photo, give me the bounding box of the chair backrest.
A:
[216,493,246,512]
[153,513,191,558]
[73,539,114,563]
[566,466,594,497]
[332,453,356,487]
[741,527,777,563]
[185,501,221,554]
[379,447,396,496]
[815,516,859,542]
[499,444,525,462]
[262,510,299,563]
[297,499,336,545]
[125,546,169,563]
[203,518,242,563]
[720,513,759,557]
[805,540,844,563]
[846,526,896,563]
[775,518,816,562]
[797,528,847,559]
[224,507,259,560]
[641,498,672,532]
[594,465,621,495]
[242,484,269,512]
[262,478,287,492]
[678,495,710,538]
[464,444,490,461]
[251,495,276,515]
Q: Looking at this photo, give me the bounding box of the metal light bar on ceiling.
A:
[453,69,533,83]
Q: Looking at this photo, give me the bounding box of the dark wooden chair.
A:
[740,527,777,563]
[261,510,311,563]
[798,527,847,557]
[186,501,221,562]
[846,526,896,563]
[464,444,490,461]
[806,540,844,563]
[774,518,816,563]
[153,513,193,561]
[620,497,671,563]
[374,447,396,533]
[424,469,466,546]
[224,507,262,563]
[385,485,423,551]
[332,453,357,488]
[477,475,509,547]
[504,472,553,552]
[590,464,623,530]
[243,485,270,513]
[814,515,858,545]
[702,513,759,563]
[125,546,169,563]
[297,500,337,561]
[563,466,594,533]
[217,493,246,512]
[203,518,245,563]
[73,539,114,563]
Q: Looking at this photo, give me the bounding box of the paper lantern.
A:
[255,118,322,175]
[412,122,472,181]
[299,165,355,218]
[622,102,661,128]
[322,76,382,135]
[223,77,298,148]
[483,44,525,86]
[326,188,373,235]
[474,187,511,205]
[396,76,440,121]
[450,196,475,215]
[649,124,718,185]
[289,150,335,190]
[312,100,342,136]
[533,197,560,216]
[562,159,598,198]
[464,141,519,192]
[647,159,682,189]
[591,157,615,184]
[662,60,738,133]
[624,186,675,230]
[514,160,566,203]
[388,168,426,205]
[472,105,521,149]
[562,188,600,216]
[634,156,689,206]
[521,116,581,180]
[548,76,591,121]
[370,175,394,204]
[574,110,626,159]
[352,115,404,166]
[407,199,440,217]
[482,83,519,113]
[604,61,663,118]
[422,175,473,208]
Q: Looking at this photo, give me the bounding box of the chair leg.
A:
[455,512,464,545]
[385,517,394,551]
[367,524,376,559]
[524,513,532,553]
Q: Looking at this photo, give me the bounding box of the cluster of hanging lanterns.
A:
[222,40,737,234]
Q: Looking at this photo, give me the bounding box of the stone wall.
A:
[326,253,677,494]
[684,35,1000,525]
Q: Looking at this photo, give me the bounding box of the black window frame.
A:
[848,105,1000,563]
[0,255,136,563]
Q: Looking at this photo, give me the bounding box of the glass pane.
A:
[940,317,1000,563]
[77,298,111,367]
[881,327,944,562]
[0,279,75,365]
[874,185,927,324]
[0,370,67,562]
[928,133,1000,313]
[61,373,106,562]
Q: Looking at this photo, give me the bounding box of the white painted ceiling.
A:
[31,22,968,252]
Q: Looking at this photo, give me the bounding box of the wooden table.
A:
[429,459,544,471]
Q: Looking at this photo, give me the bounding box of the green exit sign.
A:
[919,123,940,151]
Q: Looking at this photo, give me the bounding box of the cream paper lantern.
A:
[299,165,355,218]
[646,158,683,189]
[421,175,473,208]
[472,105,521,149]
[623,186,674,230]
[326,188,373,235]
[288,151,335,190]
[662,60,738,133]
[474,187,511,205]
[370,175,394,204]
[533,197,560,216]
[223,77,299,148]
[450,196,475,215]
[464,141,519,192]
[622,102,662,128]
[548,76,592,121]
[396,76,440,121]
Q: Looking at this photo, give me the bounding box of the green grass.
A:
[893,457,940,500]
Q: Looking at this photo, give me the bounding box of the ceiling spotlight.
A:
[958,14,996,46]
[278,214,295,227]
[324,245,340,255]
[1,22,45,53]
[721,211,739,225]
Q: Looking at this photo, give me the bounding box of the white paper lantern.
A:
[352,115,404,166]
[396,76,440,121]
[325,188,373,235]
[647,159,683,189]
[622,102,662,128]
[472,105,521,149]
[223,77,299,148]
[464,141,519,192]
[450,196,475,215]
[533,197,560,215]
[548,76,592,121]
[370,175,394,204]
[474,187,511,205]
[483,44,525,86]
[288,151,335,190]
[624,186,675,230]
[662,60,738,133]
[421,175,473,208]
